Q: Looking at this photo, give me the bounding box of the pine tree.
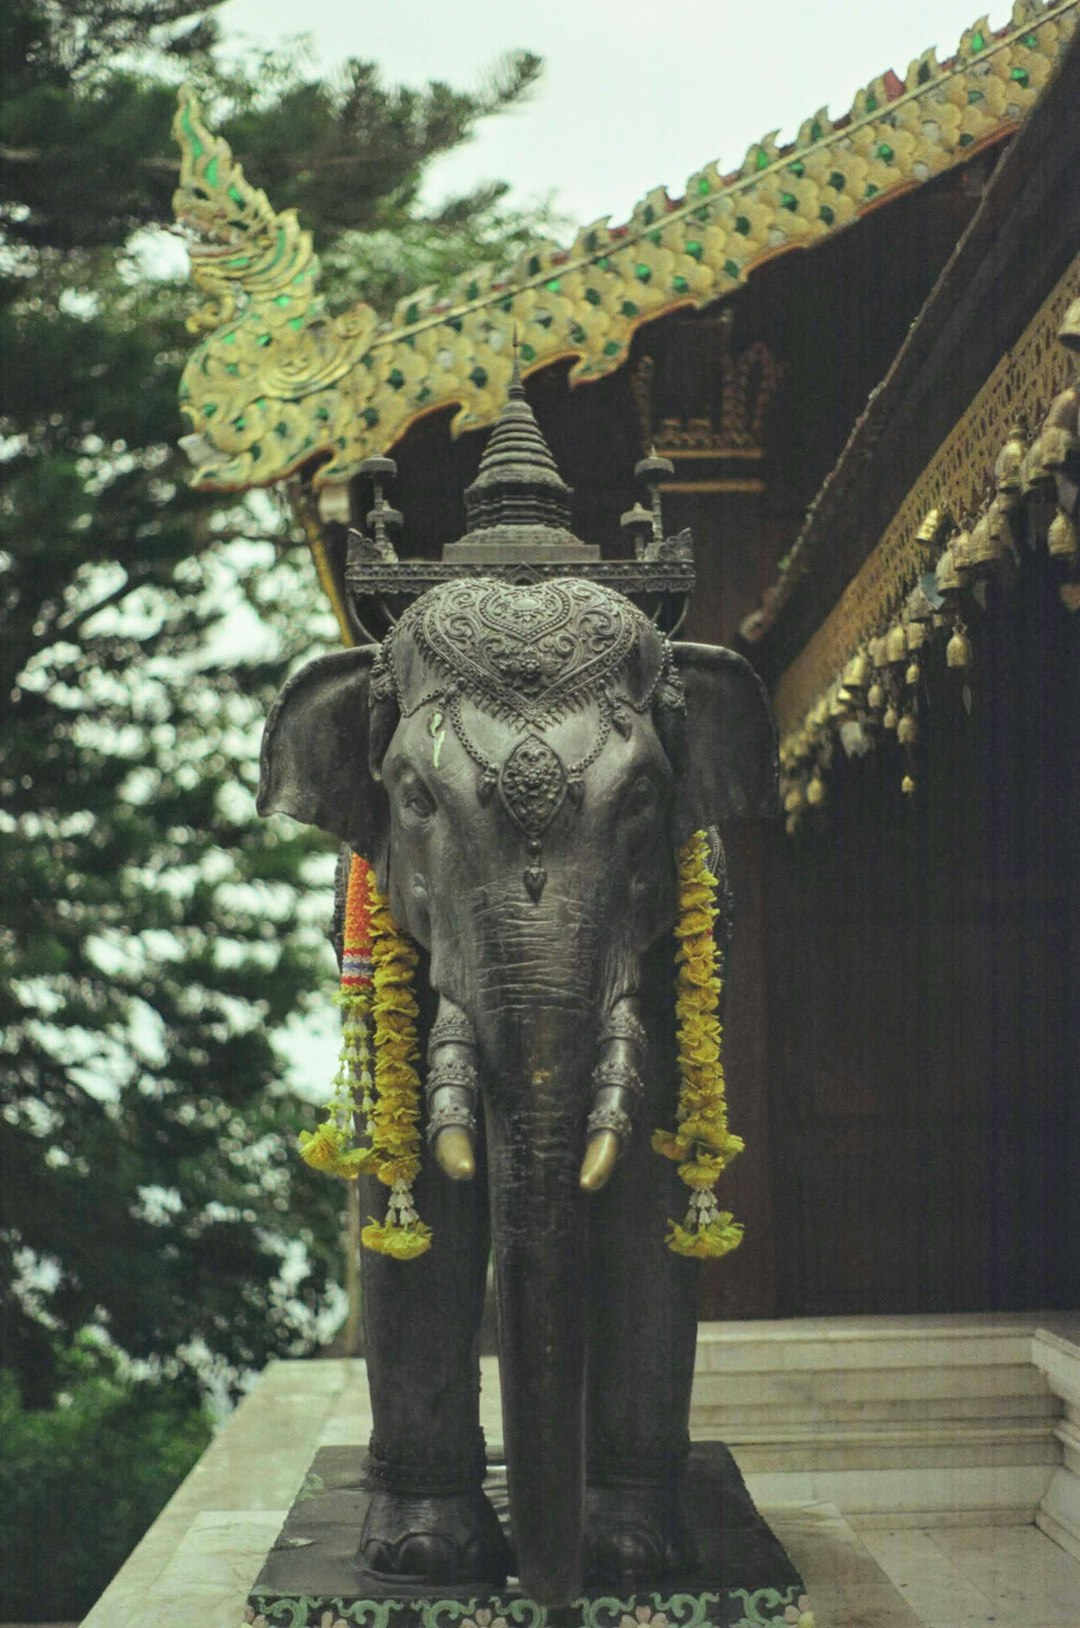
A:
[0,0,545,1407]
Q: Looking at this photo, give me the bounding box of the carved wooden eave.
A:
[171,2,1078,498]
[740,19,1080,819]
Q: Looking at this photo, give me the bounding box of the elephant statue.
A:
[259,572,776,1607]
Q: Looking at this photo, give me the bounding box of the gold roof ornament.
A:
[171,3,1077,494]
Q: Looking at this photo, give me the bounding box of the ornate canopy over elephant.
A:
[258,375,777,1608]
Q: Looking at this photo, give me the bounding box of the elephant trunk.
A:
[484,1016,591,1606]
[469,893,601,1607]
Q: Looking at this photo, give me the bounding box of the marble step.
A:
[689,1314,1068,1521]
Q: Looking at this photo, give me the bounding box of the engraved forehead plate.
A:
[407,577,641,726]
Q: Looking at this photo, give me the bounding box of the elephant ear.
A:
[669,642,778,841]
[257,645,390,866]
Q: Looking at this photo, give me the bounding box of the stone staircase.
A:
[690,1313,1080,1542]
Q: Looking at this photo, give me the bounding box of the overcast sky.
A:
[217,0,1009,229]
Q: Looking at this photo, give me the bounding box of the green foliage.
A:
[0,1338,212,1620]
[0,0,547,1417]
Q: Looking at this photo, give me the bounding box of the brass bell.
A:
[897,713,918,746]
[965,511,999,570]
[806,773,826,807]
[784,784,805,814]
[946,625,971,668]
[936,544,962,594]
[994,421,1027,495]
[986,493,1018,553]
[885,624,908,664]
[785,813,799,836]
[869,635,889,668]
[1035,424,1080,472]
[843,649,870,694]
[810,697,829,731]
[901,772,917,797]
[1023,387,1080,487]
[1048,509,1080,560]
[906,584,935,624]
[916,506,947,550]
[905,660,921,687]
[883,703,899,731]
[867,680,885,712]
[951,523,976,576]
[906,620,928,651]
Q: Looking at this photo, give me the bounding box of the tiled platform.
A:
[78,1316,1080,1628]
[769,1504,1080,1627]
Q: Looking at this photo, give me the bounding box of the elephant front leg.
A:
[356,1136,511,1586]
[583,984,700,1584]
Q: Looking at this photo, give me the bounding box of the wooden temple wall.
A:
[764,555,1080,1316]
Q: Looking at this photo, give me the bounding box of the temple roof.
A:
[172,1,1078,494]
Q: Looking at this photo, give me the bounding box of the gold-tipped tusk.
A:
[579,1129,620,1192]
[434,1126,476,1182]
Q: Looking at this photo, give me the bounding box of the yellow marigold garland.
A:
[298,853,431,1260]
[304,835,740,1263]
[652,829,745,1259]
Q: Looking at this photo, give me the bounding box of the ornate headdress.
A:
[372,575,684,900]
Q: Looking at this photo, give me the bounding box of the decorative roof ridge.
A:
[173,0,1078,493]
[740,9,1080,655]
[375,1,1074,347]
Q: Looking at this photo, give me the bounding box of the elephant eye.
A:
[623,772,658,818]
[397,770,437,822]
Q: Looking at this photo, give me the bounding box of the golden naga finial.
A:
[172,83,310,335]
[171,85,379,491]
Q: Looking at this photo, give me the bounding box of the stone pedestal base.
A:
[246,1443,811,1628]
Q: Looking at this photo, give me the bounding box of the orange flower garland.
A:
[298,853,430,1259]
[652,829,745,1259]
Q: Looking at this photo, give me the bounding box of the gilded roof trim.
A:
[173,1,1077,493]
[772,262,1078,747]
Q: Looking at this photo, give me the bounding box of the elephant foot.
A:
[357,1488,513,1586]
[584,1484,698,1585]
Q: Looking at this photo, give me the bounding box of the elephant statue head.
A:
[259,573,776,1604]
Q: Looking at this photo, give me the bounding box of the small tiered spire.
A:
[460,349,575,540]
[443,343,596,560]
